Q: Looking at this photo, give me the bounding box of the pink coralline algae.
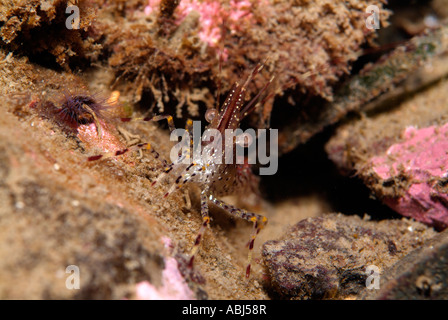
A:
[145,0,253,48]
[136,257,195,300]
[370,123,448,230]
[136,237,195,300]
[77,120,125,154]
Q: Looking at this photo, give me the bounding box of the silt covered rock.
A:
[262,213,436,299]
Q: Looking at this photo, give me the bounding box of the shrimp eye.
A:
[205,108,218,123]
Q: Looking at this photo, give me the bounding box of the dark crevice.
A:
[259,125,401,221]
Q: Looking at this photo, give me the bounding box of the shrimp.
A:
[88,62,273,278]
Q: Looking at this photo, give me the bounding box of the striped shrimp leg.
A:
[188,189,211,269]
[87,142,162,163]
[203,196,268,278]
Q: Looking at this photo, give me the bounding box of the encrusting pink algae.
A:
[136,257,195,300]
[135,236,195,300]
[370,124,448,229]
[144,0,254,49]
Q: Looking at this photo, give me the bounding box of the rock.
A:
[281,23,448,153]
[326,76,448,230]
[369,124,448,230]
[262,213,436,299]
[362,228,448,299]
[0,140,166,299]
